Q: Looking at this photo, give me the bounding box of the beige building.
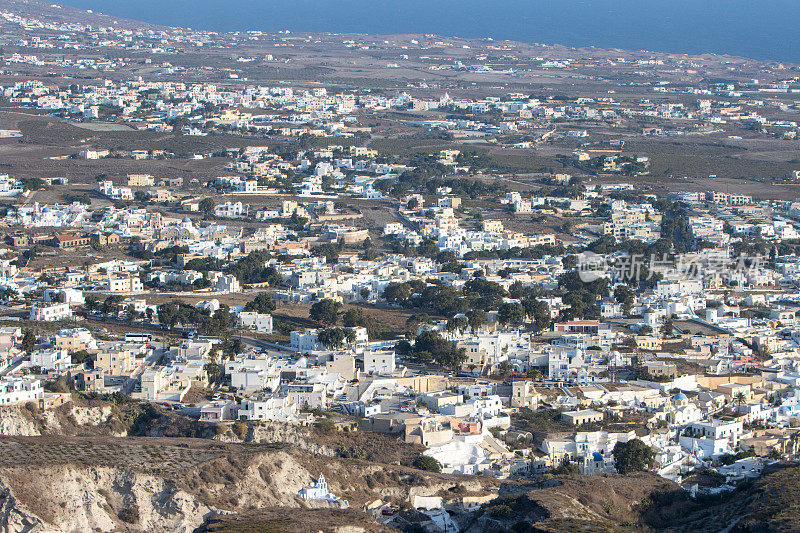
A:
[420,391,463,413]
[635,336,662,350]
[127,174,155,187]
[95,347,135,376]
[644,361,678,379]
[326,352,356,381]
[460,340,489,371]
[511,381,540,409]
[562,409,604,426]
[717,382,752,402]
[138,367,191,401]
[603,210,661,242]
[107,275,143,293]
[54,329,95,352]
[405,418,454,447]
[482,220,504,232]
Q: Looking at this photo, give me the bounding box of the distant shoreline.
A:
[57,0,800,64]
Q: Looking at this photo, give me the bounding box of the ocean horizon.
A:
[60,0,800,64]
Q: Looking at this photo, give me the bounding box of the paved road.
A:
[235,335,293,355]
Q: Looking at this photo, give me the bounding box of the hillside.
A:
[0,435,495,532]
[0,0,165,30]
[640,462,800,533]
[2,401,800,532]
[467,463,800,532]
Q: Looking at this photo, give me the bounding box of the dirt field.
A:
[0,435,240,473]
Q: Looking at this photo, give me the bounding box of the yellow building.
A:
[127,174,155,187]
[96,347,135,376]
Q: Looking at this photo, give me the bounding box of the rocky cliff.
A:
[0,403,119,437]
[0,436,495,533]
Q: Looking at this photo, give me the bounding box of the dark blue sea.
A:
[61,0,800,64]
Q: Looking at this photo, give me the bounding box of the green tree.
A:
[463,277,508,311]
[412,330,466,369]
[612,438,655,475]
[204,361,221,384]
[523,299,551,333]
[101,295,123,318]
[467,309,488,332]
[735,391,747,412]
[192,276,212,289]
[614,285,635,315]
[413,455,441,473]
[157,302,180,330]
[553,457,579,475]
[499,302,526,326]
[289,211,308,229]
[447,316,469,333]
[21,330,35,354]
[309,298,341,326]
[496,360,512,379]
[199,198,215,217]
[127,305,141,322]
[228,251,282,286]
[318,327,347,349]
[245,292,277,313]
[311,243,339,264]
[342,307,379,338]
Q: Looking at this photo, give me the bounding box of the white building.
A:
[547,347,586,383]
[96,180,133,201]
[225,355,280,392]
[30,348,70,371]
[541,430,636,474]
[237,312,273,334]
[286,382,327,409]
[211,273,241,293]
[238,396,298,421]
[363,350,396,374]
[0,377,43,405]
[424,439,492,475]
[214,201,248,218]
[679,419,744,459]
[30,303,72,322]
[468,394,504,419]
[107,276,143,293]
[290,329,320,352]
[299,474,346,506]
[44,288,85,306]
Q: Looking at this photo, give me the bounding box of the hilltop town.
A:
[0,0,799,531]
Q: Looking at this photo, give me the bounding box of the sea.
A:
[61,0,800,64]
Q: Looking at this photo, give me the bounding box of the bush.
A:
[118,506,139,524]
[488,503,514,519]
[232,420,248,440]
[126,404,160,436]
[412,455,441,473]
[45,377,70,393]
[314,417,336,435]
[553,458,579,475]
[449,484,467,495]
[336,445,366,459]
